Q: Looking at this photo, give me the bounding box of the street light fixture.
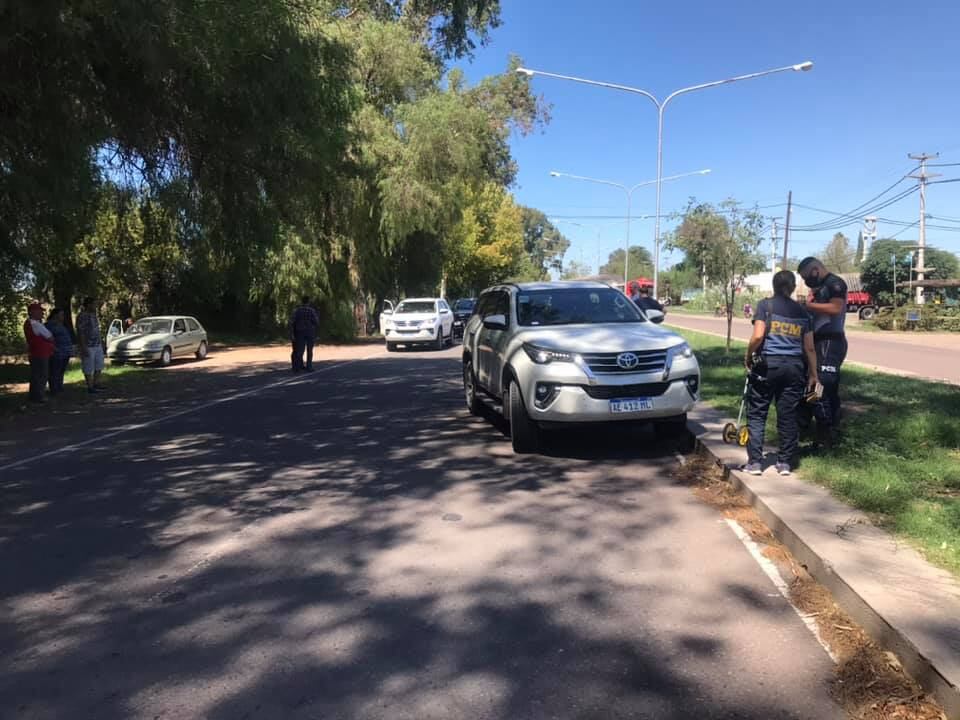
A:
[549,169,710,287]
[517,61,813,297]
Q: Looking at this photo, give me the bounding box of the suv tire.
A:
[463,362,483,415]
[508,379,540,454]
[435,327,445,351]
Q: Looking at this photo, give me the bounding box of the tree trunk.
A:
[54,285,76,340]
[725,283,734,351]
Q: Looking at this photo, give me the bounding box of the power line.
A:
[790,165,919,232]
[790,186,919,231]
[888,219,920,239]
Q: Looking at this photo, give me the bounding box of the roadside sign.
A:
[906,310,921,322]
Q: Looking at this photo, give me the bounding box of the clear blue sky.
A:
[458,0,960,273]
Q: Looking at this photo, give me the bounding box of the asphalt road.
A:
[1,348,841,719]
[667,313,960,384]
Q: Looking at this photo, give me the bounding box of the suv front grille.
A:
[582,382,671,400]
[580,349,667,374]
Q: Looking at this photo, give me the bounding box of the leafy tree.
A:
[443,184,524,297]
[600,246,653,280]
[520,207,569,280]
[668,199,765,349]
[1,0,552,343]
[820,232,857,273]
[854,232,865,269]
[660,262,701,302]
[861,239,959,306]
[561,260,592,280]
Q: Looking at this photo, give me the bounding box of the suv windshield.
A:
[454,299,475,312]
[128,319,173,335]
[395,301,436,314]
[517,288,645,326]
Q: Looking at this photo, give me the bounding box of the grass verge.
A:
[681,328,960,576]
[0,362,154,418]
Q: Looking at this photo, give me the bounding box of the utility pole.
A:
[892,253,897,307]
[908,152,940,305]
[781,191,793,266]
[770,219,780,272]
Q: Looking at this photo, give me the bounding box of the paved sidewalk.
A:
[689,404,960,719]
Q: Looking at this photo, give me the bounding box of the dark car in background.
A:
[451,298,476,341]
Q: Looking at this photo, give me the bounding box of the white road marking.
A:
[724,517,838,663]
[0,352,384,474]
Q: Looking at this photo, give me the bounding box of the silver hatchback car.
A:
[461,282,699,453]
[107,316,208,366]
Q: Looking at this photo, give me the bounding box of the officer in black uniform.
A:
[743,271,819,475]
[797,256,848,446]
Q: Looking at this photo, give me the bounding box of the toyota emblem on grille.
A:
[616,352,639,370]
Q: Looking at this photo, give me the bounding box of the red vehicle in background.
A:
[797,273,880,320]
[846,289,876,318]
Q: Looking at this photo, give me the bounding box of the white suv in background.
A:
[461,281,700,453]
[383,298,455,351]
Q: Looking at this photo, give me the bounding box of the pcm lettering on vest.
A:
[770,320,803,337]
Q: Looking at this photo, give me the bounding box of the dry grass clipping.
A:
[675,451,947,720]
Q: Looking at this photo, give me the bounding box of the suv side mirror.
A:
[645,309,665,324]
[482,314,507,330]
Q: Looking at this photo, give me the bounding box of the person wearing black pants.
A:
[46,308,73,394]
[743,271,819,476]
[289,296,320,372]
[798,257,848,446]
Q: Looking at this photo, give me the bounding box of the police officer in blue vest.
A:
[743,271,820,475]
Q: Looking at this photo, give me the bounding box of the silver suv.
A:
[461,281,699,453]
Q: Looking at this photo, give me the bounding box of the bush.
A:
[682,286,767,313]
[874,305,960,332]
[0,296,28,356]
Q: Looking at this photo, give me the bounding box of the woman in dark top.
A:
[45,308,74,395]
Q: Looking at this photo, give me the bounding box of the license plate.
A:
[610,397,654,414]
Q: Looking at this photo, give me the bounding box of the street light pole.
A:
[549,169,710,288]
[518,61,813,298]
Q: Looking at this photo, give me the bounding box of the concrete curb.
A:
[687,405,960,720]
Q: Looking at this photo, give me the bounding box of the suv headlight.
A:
[522,343,579,365]
[666,342,694,362]
[664,342,695,379]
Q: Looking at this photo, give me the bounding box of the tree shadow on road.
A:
[1,357,837,719]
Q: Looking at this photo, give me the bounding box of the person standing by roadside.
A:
[742,271,819,476]
[76,297,105,394]
[289,296,320,372]
[634,286,664,314]
[797,257,848,447]
[45,308,73,395]
[23,302,55,403]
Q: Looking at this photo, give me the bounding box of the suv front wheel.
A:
[508,379,540,454]
[463,362,483,415]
